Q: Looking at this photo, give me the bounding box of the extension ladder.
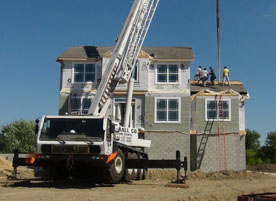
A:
[196,120,214,169]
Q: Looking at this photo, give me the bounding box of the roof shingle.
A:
[57,46,194,61]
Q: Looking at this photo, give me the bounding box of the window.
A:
[132,62,139,82]
[40,118,104,141]
[70,96,92,115]
[73,63,96,82]
[156,64,179,83]
[155,98,180,123]
[205,99,231,121]
[113,98,136,127]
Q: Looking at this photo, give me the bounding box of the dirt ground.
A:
[1,156,276,201]
[247,164,276,172]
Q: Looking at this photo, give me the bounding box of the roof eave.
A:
[56,57,101,63]
[150,58,195,62]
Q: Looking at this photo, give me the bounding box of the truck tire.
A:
[136,168,143,180]
[124,152,135,182]
[102,149,125,184]
[136,154,146,180]
[132,153,138,180]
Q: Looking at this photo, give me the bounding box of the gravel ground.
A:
[2,156,276,201]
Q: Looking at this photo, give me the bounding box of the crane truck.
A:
[13,0,188,184]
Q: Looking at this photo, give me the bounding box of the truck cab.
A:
[37,115,113,156]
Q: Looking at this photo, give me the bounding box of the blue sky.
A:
[0,0,275,143]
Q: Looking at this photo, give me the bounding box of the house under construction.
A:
[57,46,249,172]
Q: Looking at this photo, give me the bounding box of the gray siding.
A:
[144,95,190,133]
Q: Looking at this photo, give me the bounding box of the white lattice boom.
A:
[88,0,159,116]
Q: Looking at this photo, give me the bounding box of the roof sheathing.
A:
[190,81,248,96]
[57,46,194,62]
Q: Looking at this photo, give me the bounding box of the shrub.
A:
[1,120,36,153]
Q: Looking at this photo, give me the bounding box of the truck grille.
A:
[52,145,89,154]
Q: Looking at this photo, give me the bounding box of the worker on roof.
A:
[209,67,216,85]
[200,68,208,87]
[222,66,231,86]
[194,65,202,82]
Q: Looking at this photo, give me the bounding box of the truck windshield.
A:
[39,118,104,141]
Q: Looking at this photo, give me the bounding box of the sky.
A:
[0,0,275,143]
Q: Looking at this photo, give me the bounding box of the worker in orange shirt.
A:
[222,66,231,86]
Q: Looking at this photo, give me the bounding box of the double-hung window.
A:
[205,99,231,121]
[156,64,179,83]
[74,63,96,83]
[70,97,92,114]
[155,97,180,123]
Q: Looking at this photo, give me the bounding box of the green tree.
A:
[246,148,263,165]
[245,129,265,165]
[246,149,256,165]
[265,131,276,148]
[0,120,36,153]
[263,131,276,164]
[245,129,261,151]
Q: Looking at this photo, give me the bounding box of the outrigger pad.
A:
[165,182,189,189]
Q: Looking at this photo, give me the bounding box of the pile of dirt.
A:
[0,156,13,177]
[16,168,35,179]
[247,164,276,173]
[0,156,34,179]
[147,169,268,181]
[0,156,12,170]
[188,169,266,180]
[147,169,178,180]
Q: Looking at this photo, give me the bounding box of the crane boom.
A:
[88,0,159,116]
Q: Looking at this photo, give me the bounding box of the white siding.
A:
[239,101,245,131]
[148,62,190,94]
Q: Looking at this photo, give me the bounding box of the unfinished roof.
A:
[190,80,248,95]
[57,46,194,62]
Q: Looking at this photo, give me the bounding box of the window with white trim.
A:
[113,98,136,127]
[73,63,96,82]
[70,96,92,114]
[156,64,179,83]
[155,97,180,123]
[205,99,231,121]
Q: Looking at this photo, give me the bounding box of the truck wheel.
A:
[102,149,125,184]
[132,153,138,180]
[136,155,147,180]
[124,152,135,182]
[137,168,143,180]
